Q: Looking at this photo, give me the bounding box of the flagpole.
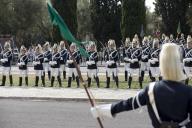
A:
[64,41,104,128]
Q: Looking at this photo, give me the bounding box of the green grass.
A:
[0,75,191,89]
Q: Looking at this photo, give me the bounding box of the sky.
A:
[145,0,155,12]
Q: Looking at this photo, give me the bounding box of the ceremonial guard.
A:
[33,44,45,87]
[0,41,13,86]
[90,43,192,128]
[128,38,142,89]
[169,34,175,43]
[17,46,28,86]
[86,42,100,88]
[140,36,151,84]
[59,41,68,80]
[67,43,80,88]
[123,37,131,81]
[149,38,161,82]
[162,36,170,44]
[179,33,186,45]
[49,44,62,87]
[104,39,119,88]
[183,37,192,85]
[43,42,52,80]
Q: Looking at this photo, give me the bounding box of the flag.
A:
[177,21,181,34]
[47,1,89,57]
[140,24,144,38]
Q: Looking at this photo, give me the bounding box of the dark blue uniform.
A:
[67,51,80,88]
[86,51,100,87]
[2,50,12,67]
[111,80,192,128]
[50,52,60,68]
[18,54,29,86]
[60,49,68,65]
[129,47,141,69]
[50,52,62,87]
[104,49,119,68]
[67,51,80,68]
[18,54,28,70]
[149,48,160,67]
[86,51,98,69]
[33,53,44,70]
[43,50,52,63]
[33,52,45,87]
[0,50,13,86]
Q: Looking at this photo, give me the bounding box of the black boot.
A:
[35,76,39,87]
[72,73,75,81]
[149,70,153,80]
[159,76,162,81]
[87,77,91,87]
[9,75,13,86]
[57,76,62,87]
[112,73,115,81]
[41,76,45,87]
[25,77,28,86]
[151,77,156,82]
[95,76,100,88]
[141,71,145,81]
[1,75,6,86]
[67,77,72,87]
[19,77,22,86]
[63,71,66,79]
[48,71,51,80]
[139,77,143,89]
[115,76,119,88]
[76,76,80,88]
[125,71,128,81]
[51,76,55,87]
[185,78,189,85]
[128,77,132,89]
[105,77,110,88]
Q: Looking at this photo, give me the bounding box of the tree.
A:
[0,0,49,47]
[51,0,77,42]
[90,0,122,47]
[77,0,92,40]
[121,0,146,40]
[155,0,191,35]
[187,3,192,33]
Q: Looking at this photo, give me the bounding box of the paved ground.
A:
[0,86,139,101]
[0,99,152,128]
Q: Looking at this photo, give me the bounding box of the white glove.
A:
[33,61,40,65]
[1,59,5,63]
[17,62,21,66]
[153,58,158,62]
[124,57,129,61]
[90,61,95,65]
[106,61,115,66]
[67,60,73,64]
[142,55,148,59]
[44,58,48,62]
[90,104,113,118]
[150,59,155,64]
[86,61,91,65]
[131,59,138,63]
[1,58,8,63]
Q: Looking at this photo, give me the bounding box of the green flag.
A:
[47,1,89,57]
[177,21,181,34]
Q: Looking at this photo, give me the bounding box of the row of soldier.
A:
[0,33,192,88]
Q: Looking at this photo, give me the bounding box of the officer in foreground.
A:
[91,43,192,128]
